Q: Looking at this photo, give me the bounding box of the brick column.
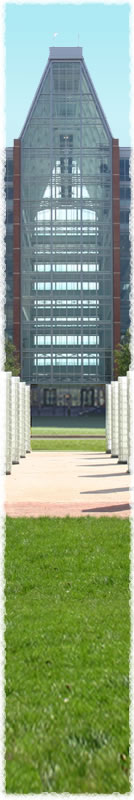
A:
[13,139,21,363]
[112,139,120,360]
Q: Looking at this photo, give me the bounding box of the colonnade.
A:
[105,370,133,472]
[5,372,31,474]
[5,370,133,474]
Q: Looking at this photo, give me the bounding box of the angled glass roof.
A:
[20,47,112,141]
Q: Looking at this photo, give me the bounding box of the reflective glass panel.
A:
[21,58,113,384]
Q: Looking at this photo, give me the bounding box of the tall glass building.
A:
[6,47,130,411]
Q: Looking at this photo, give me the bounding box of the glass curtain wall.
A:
[21,57,113,385]
[6,149,13,341]
[120,150,130,336]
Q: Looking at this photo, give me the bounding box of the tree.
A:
[114,328,131,377]
[5,338,20,376]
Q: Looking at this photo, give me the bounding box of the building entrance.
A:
[31,385,105,415]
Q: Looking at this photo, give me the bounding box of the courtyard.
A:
[6,450,130,518]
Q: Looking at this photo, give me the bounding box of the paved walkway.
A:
[5,451,130,517]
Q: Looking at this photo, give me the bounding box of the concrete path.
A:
[5,451,130,517]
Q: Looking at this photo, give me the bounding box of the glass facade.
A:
[119,148,130,336]
[5,51,131,402]
[21,50,113,387]
[5,148,13,341]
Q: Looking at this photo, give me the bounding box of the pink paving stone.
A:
[5,451,130,518]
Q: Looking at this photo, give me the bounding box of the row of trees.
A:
[5,330,131,377]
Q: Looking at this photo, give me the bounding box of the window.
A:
[34,299,51,307]
[83,335,99,345]
[35,335,44,345]
[6,159,13,178]
[67,356,77,365]
[68,335,77,344]
[36,264,51,272]
[56,282,66,291]
[53,335,66,344]
[7,211,13,224]
[83,282,99,291]
[120,158,130,183]
[45,335,51,344]
[53,356,67,365]
[120,159,125,181]
[34,281,51,292]
[120,210,129,224]
[34,355,51,365]
[67,282,79,290]
[6,186,13,200]
[34,335,51,345]
[120,186,131,201]
[83,282,88,291]
[125,159,130,181]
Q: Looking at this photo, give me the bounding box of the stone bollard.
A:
[118,376,128,464]
[105,383,111,453]
[111,381,119,457]
[11,376,20,464]
[19,382,26,458]
[6,371,12,474]
[25,385,31,453]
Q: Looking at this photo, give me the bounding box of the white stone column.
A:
[11,376,20,464]
[19,382,26,458]
[111,381,119,457]
[118,376,128,464]
[105,383,111,453]
[127,369,133,473]
[25,385,31,453]
[6,371,12,474]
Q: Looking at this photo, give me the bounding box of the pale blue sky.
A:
[6,3,130,147]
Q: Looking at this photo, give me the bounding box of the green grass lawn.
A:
[32,427,105,436]
[6,516,130,794]
[31,438,106,451]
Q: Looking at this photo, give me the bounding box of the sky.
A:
[6,3,130,147]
